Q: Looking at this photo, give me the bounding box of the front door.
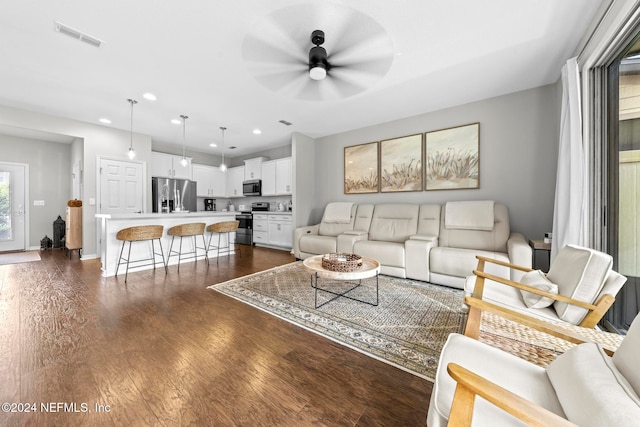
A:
[0,162,27,252]
[99,158,144,215]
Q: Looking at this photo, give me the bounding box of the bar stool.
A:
[206,220,240,264]
[166,222,207,271]
[115,225,166,283]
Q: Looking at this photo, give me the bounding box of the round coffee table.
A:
[302,254,380,308]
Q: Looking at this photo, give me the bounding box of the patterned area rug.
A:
[209,262,467,381]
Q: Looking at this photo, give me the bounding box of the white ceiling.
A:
[0,0,602,156]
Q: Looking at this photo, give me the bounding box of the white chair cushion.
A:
[613,311,640,396]
[428,333,564,426]
[546,343,640,427]
[519,270,559,309]
[547,245,612,324]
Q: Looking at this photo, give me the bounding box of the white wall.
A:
[0,135,71,248]
[305,84,561,241]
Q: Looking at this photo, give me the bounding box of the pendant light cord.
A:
[180,114,189,160]
[127,98,137,158]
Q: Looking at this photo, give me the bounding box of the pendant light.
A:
[180,114,189,167]
[219,126,227,172]
[127,98,138,159]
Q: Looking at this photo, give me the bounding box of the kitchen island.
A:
[95,211,238,277]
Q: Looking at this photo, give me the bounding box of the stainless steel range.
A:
[235,202,269,246]
[235,211,253,245]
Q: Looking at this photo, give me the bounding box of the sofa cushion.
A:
[318,204,357,237]
[353,240,405,268]
[547,343,640,427]
[519,270,559,309]
[299,235,337,255]
[547,245,612,325]
[368,204,419,243]
[438,203,510,252]
[444,200,494,231]
[430,247,509,279]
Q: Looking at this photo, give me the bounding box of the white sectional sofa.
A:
[293,201,532,289]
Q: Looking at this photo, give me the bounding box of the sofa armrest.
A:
[406,236,438,282]
[293,224,319,258]
[337,231,369,253]
[409,234,438,242]
[507,232,532,281]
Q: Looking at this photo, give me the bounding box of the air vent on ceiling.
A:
[228,146,237,150]
[279,120,293,126]
[55,21,103,48]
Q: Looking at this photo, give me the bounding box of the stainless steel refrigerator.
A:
[151,177,197,213]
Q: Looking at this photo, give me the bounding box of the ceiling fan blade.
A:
[330,55,394,80]
[252,68,308,93]
[242,34,306,66]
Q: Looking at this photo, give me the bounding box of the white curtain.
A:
[551,57,587,260]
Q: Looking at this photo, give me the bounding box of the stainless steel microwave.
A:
[242,179,261,196]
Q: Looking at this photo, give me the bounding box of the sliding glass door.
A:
[605,38,640,331]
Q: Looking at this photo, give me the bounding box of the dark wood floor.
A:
[0,246,431,426]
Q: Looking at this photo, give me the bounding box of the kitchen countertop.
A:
[95,211,238,220]
[252,211,293,215]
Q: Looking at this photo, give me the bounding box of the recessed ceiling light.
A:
[253,129,262,135]
[99,118,111,124]
[143,93,157,101]
[209,143,217,147]
[171,119,181,125]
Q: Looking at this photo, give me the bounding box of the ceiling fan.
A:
[242,3,395,101]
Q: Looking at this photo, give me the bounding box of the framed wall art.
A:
[344,141,379,194]
[425,123,479,191]
[380,133,423,192]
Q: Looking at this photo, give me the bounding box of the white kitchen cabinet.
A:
[226,166,245,198]
[244,157,268,181]
[151,152,192,179]
[252,213,268,245]
[261,160,277,196]
[261,157,291,196]
[192,164,226,197]
[267,214,292,248]
[275,158,292,195]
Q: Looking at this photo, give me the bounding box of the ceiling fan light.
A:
[309,64,326,80]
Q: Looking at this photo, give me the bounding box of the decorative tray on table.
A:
[321,253,363,272]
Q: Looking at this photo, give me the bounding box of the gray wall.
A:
[306,84,561,241]
[0,135,71,248]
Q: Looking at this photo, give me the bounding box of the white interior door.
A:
[0,162,27,252]
[99,158,144,214]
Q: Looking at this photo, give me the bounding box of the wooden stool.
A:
[206,220,240,264]
[166,222,207,271]
[115,225,166,282]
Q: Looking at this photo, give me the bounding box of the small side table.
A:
[529,239,551,271]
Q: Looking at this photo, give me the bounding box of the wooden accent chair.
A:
[427,297,640,426]
[115,225,166,282]
[463,244,627,334]
[166,222,207,271]
[206,220,240,264]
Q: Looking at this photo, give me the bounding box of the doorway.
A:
[0,162,28,252]
[98,157,144,215]
[605,36,640,331]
